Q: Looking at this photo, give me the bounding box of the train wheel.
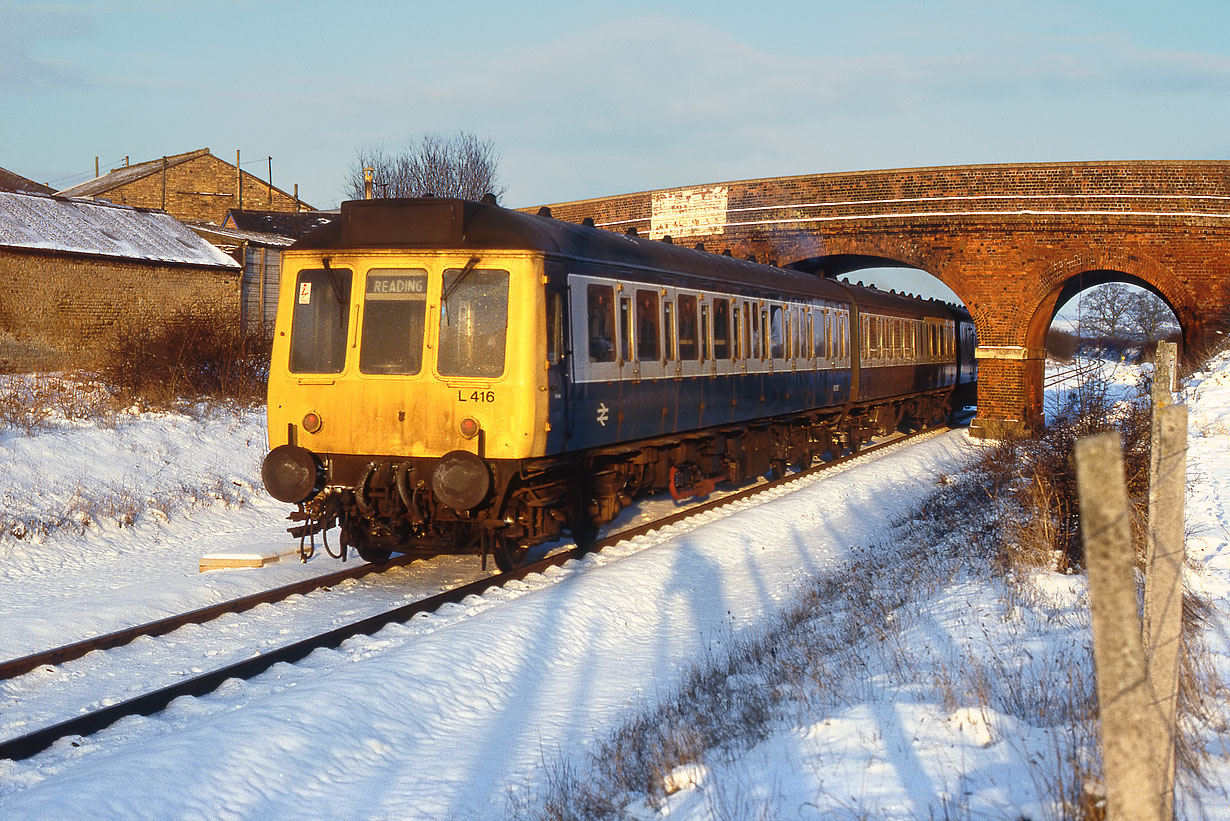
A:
[493,538,530,573]
[570,513,599,551]
[356,545,393,564]
[568,478,600,551]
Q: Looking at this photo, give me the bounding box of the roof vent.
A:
[537,206,553,218]
[626,226,638,236]
[582,217,595,227]
[482,193,498,205]
[661,235,673,244]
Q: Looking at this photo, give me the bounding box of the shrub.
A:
[100,310,271,409]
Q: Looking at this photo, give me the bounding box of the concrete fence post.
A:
[1074,432,1165,821]
[1145,369,1187,819]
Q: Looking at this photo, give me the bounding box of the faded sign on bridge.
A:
[649,186,728,240]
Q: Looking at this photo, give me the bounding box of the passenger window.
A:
[547,290,565,365]
[619,297,632,363]
[744,301,754,360]
[360,268,427,375]
[752,307,762,359]
[797,307,806,359]
[713,298,731,360]
[700,303,711,362]
[636,289,660,362]
[678,294,698,360]
[587,284,616,363]
[290,267,352,374]
[664,301,677,361]
[437,267,509,378]
[770,305,784,359]
[772,305,782,359]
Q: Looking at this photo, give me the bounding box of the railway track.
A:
[0,423,956,762]
[0,552,427,681]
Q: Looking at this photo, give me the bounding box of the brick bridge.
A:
[533,160,1230,438]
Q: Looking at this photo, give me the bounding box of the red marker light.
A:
[459,417,480,438]
[302,412,323,434]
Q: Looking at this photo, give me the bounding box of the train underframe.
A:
[291,389,954,571]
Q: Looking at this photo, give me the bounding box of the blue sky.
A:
[2,0,1227,301]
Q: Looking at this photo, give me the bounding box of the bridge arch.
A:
[1027,250,1198,353]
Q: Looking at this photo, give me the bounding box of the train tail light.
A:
[459,417,480,439]
[302,411,323,434]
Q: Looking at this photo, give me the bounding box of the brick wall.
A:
[95,154,304,226]
[0,248,240,371]
[531,160,1230,435]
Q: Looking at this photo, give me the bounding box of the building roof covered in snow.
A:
[0,191,240,269]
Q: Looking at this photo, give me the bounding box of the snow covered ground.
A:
[0,358,1227,819]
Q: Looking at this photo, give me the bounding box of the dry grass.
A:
[0,478,250,544]
[0,372,121,435]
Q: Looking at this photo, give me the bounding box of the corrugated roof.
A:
[0,192,240,269]
[55,149,210,198]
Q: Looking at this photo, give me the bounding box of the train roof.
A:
[292,197,970,318]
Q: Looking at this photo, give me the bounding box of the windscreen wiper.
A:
[441,256,480,323]
[321,257,346,305]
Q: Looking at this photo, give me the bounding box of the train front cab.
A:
[262,248,552,553]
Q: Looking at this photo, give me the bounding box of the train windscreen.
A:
[438,268,509,378]
[289,267,352,373]
[360,269,428,374]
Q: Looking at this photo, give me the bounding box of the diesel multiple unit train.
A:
[261,197,977,570]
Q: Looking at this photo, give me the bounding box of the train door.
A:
[567,275,622,447]
[545,274,568,449]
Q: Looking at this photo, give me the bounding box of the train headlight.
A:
[431,450,491,511]
[459,416,480,439]
[261,444,323,504]
[302,411,323,434]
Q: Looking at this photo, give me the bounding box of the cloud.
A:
[0,1,94,91]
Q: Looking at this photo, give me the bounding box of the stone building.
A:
[56,148,312,226]
[0,191,241,371]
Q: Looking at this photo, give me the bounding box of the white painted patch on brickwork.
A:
[649,185,728,240]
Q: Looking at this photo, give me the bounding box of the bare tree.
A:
[345,132,507,203]
[1078,283,1137,340]
[1128,290,1180,342]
